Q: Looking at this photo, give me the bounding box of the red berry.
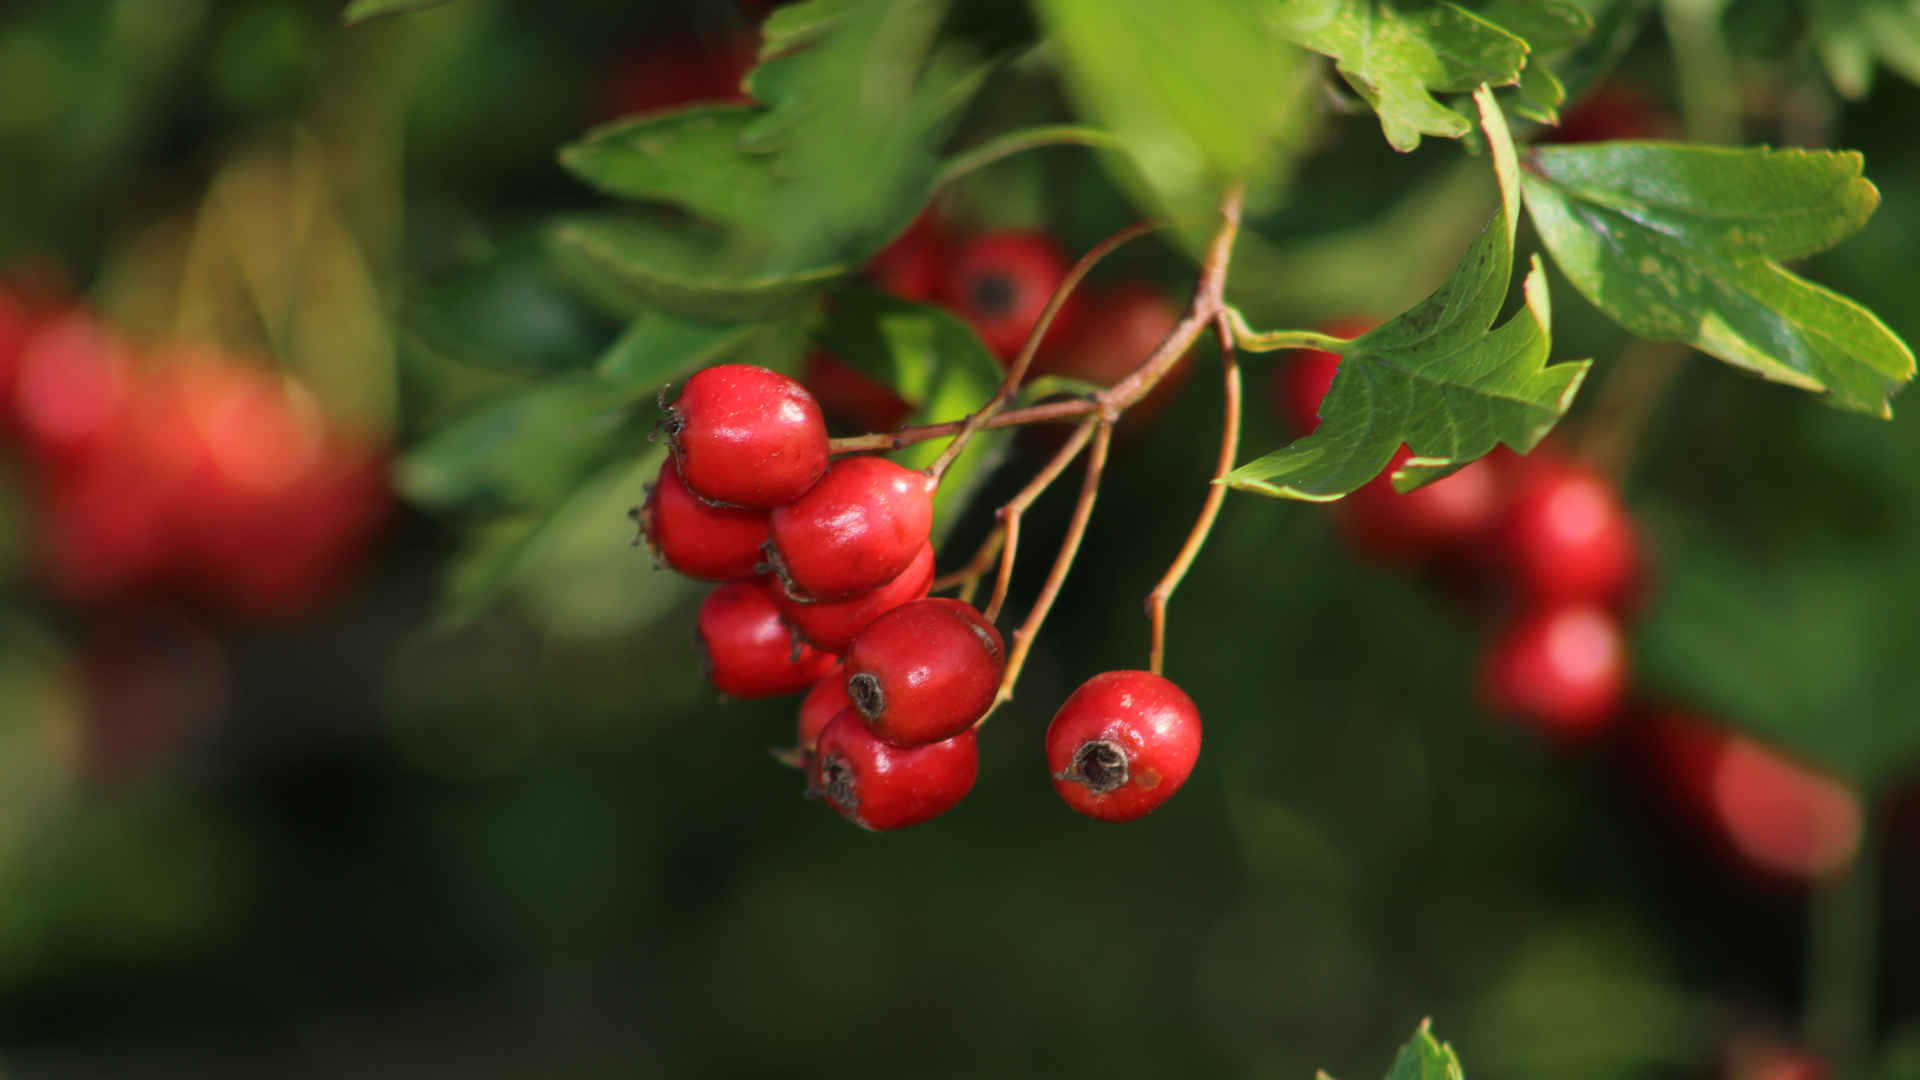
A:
[1035,282,1191,428]
[938,230,1077,361]
[801,350,913,435]
[11,312,132,465]
[1502,456,1640,607]
[1712,733,1862,881]
[0,288,30,404]
[812,707,978,830]
[1269,316,1375,437]
[1479,601,1626,738]
[1545,82,1677,144]
[797,663,853,753]
[696,578,837,698]
[842,597,1003,746]
[665,364,829,510]
[865,215,946,303]
[777,540,933,652]
[599,31,756,120]
[1045,670,1202,822]
[1335,445,1504,564]
[765,455,934,601]
[637,456,770,581]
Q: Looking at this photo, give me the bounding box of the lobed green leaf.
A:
[559,106,777,229]
[1522,142,1914,416]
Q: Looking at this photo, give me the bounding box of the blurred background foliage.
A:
[0,0,1917,1076]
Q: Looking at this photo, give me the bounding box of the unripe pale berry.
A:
[776,540,933,652]
[664,364,829,509]
[1479,601,1626,738]
[938,230,1077,361]
[843,598,1003,746]
[812,707,978,831]
[766,455,934,601]
[696,578,836,699]
[637,457,770,581]
[1045,670,1201,822]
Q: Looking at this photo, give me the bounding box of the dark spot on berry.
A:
[1061,739,1128,795]
[848,671,885,720]
[969,272,1017,317]
[821,751,858,809]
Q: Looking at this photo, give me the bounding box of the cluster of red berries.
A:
[0,288,389,619]
[1274,326,1861,883]
[805,217,1188,435]
[639,362,1202,830]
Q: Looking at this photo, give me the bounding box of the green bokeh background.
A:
[0,1,1917,1076]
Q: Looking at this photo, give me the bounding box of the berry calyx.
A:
[636,457,770,581]
[811,707,978,830]
[843,597,1003,746]
[696,578,837,699]
[1501,456,1641,607]
[776,540,934,652]
[765,455,935,601]
[1045,670,1202,822]
[1479,601,1627,738]
[938,230,1076,361]
[664,364,829,510]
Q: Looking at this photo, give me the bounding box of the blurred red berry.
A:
[599,32,756,120]
[1501,455,1641,608]
[1335,446,1505,565]
[1269,316,1376,437]
[1480,601,1627,739]
[865,215,946,303]
[1545,82,1678,144]
[801,350,913,435]
[939,230,1077,361]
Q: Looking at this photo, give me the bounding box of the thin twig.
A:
[926,220,1164,481]
[1145,312,1242,676]
[983,420,1114,721]
[931,529,1005,604]
[828,398,1094,456]
[934,125,1127,187]
[984,418,1098,622]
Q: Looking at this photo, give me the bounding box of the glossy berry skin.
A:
[766,455,934,601]
[777,540,933,651]
[1502,457,1640,607]
[638,457,770,581]
[812,708,978,830]
[696,579,837,698]
[801,350,912,435]
[665,364,829,509]
[938,231,1077,361]
[1269,316,1376,437]
[1335,445,1504,564]
[843,598,1003,746]
[1480,601,1626,738]
[797,663,854,752]
[1045,670,1202,822]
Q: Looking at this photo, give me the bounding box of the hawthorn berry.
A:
[1544,82,1677,144]
[598,31,755,120]
[696,578,837,699]
[843,597,1003,746]
[938,230,1077,361]
[1045,670,1202,822]
[865,214,946,303]
[11,312,132,465]
[801,350,912,435]
[776,540,933,652]
[1034,282,1191,428]
[1479,601,1626,738]
[1502,456,1640,607]
[637,456,770,582]
[664,364,829,510]
[812,707,978,830]
[1335,445,1505,564]
[1711,731,1862,881]
[797,663,854,753]
[765,455,934,601]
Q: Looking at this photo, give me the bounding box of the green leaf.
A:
[1472,0,1592,123]
[1522,142,1915,416]
[758,0,864,56]
[1383,1020,1467,1080]
[559,106,776,228]
[1037,0,1305,216]
[402,241,612,376]
[398,373,653,513]
[814,291,1009,530]
[342,0,454,24]
[596,309,761,387]
[1227,87,1588,501]
[1810,0,1920,99]
[1276,0,1529,152]
[548,213,849,323]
